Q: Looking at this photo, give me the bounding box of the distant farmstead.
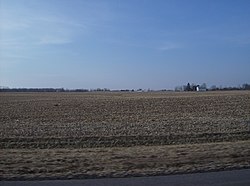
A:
[180,83,207,92]
[196,84,207,92]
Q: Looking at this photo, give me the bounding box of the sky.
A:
[0,0,250,90]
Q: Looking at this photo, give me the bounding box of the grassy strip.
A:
[1,140,250,180]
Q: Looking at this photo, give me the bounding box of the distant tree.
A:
[243,83,250,90]
[183,85,187,91]
[175,86,183,92]
[104,88,110,92]
[186,83,191,91]
[200,83,207,90]
[210,85,218,91]
[191,83,197,91]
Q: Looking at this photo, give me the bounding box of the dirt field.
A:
[0,91,250,180]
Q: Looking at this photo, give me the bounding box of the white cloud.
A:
[0,20,30,30]
[1,12,86,47]
[158,43,181,51]
[224,35,250,46]
[33,16,86,29]
[38,36,72,45]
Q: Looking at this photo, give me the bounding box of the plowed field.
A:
[1,91,250,180]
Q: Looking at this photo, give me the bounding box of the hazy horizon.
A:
[1,0,250,90]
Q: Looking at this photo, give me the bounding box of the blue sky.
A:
[1,0,250,89]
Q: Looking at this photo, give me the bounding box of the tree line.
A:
[1,83,250,92]
[175,83,250,92]
[0,88,89,92]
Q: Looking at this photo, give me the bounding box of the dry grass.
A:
[1,141,250,180]
[0,91,250,180]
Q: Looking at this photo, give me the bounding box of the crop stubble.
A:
[0,91,250,180]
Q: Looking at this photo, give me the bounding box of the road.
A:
[1,169,250,186]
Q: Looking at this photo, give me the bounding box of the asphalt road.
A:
[1,169,250,186]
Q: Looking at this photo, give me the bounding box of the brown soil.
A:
[0,91,250,180]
